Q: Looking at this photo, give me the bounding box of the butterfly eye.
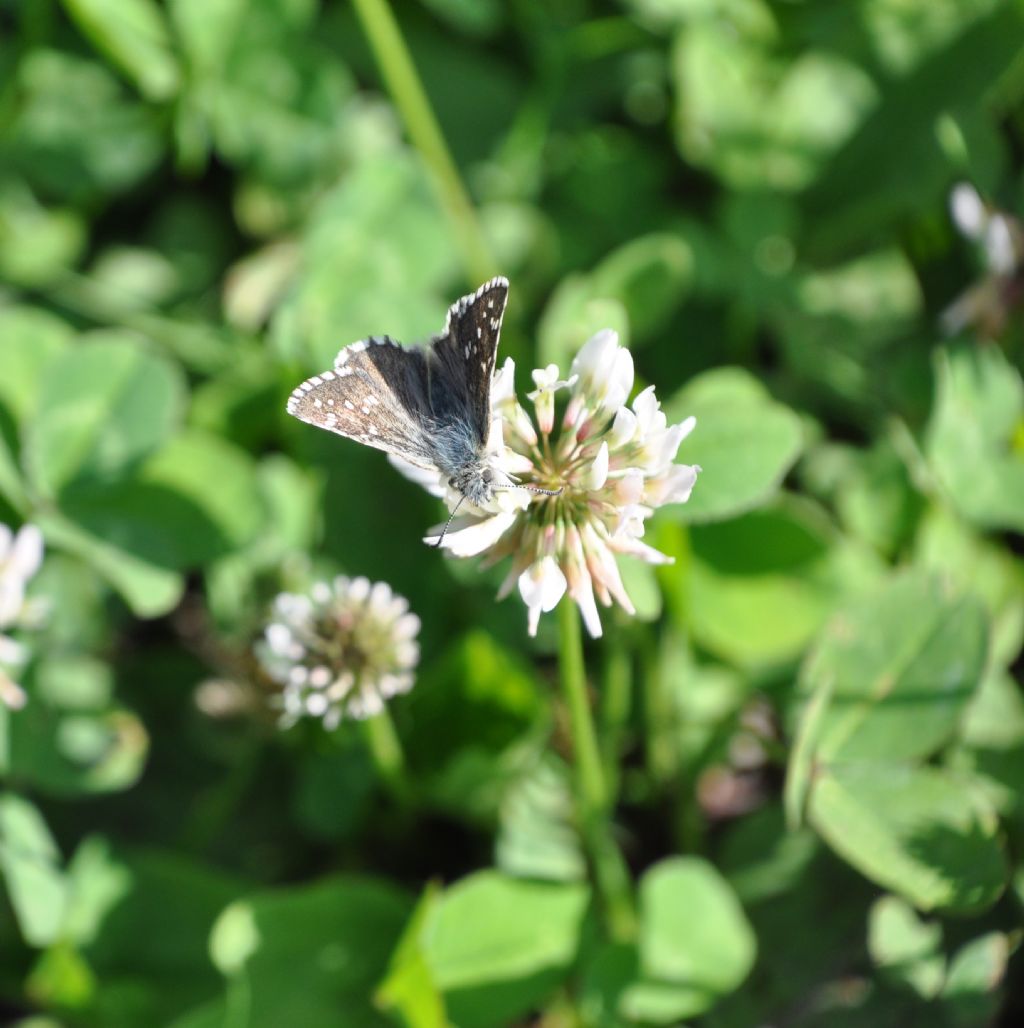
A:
[481,468,494,484]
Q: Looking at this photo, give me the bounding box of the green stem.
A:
[351,0,496,284]
[363,707,410,804]
[558,601,636,941]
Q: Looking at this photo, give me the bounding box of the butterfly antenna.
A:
[431,495,467,549]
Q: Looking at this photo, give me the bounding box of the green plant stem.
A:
[558,600,636,941]
[363,707,410,805]
[351,0,495,285]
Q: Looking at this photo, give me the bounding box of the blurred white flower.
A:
[393,330,700,637]
[943,182,1024,337]
[258,576,420,728]
[0,522,44,711]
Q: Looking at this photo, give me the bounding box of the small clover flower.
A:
[393,330,700,637]
[942,182,1024,337]
[258,576,420,728]
[0,522,44,711]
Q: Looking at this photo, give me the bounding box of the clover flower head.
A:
[258,575,420,728]
[394,330,700,637]
[0,522,44,711]
[943,182,1024,337]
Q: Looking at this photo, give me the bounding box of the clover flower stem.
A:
[351,0,496,286]
[363,707,410,805]
[557,600,636,941]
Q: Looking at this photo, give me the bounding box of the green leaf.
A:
[26,332,186,497]
[638,857,755,1001]
[0,306,74,423]
[61,0,180,100]
[792,572,988,764]
[495,755,585,882]
[688,497,878,668]
[376,884,448,1028]
[60,430,265,570]
[203,876,410,1028]
[940,931,1009,1028]
[799,2,1024,255]
[403,631,547,820]
[808,763,1005,913]
[537,233,693,366]
[35,510,184,618]
[926,345,1024,533]
[423,872,589,1027]
[86,851,246,1027]
[672,18,875,190]
[271,154,457,369]
[0,793,67,947]
[666,368,804,523]
[867,895,944,999]
[0,306,73,510]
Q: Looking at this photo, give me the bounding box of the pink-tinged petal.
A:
[645,463,700,506]
[388,454,446,498]
[569,569,603,638]
[581,522,635,614]
[612,469,645,506]
[584,442,610,491]
[0,672,27,711]
[427,510,517,556]
[10,525,43,581]
[611,535,674,565]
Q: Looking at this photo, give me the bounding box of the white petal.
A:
[584,442,610,491]
[950,183,985,239]
[631,386,659,432]
[10,525,43,581]
[608,406,638,449]
[518,557,567,613]
[0,634,27,666]
[986,215,1016,275]
[646,463,700,506]
[388,454,445,499]
[0,581,24,627]
[677,415,696,442]
[602,348,634,414]
[571,329,619,381]
[426,510,517,556]
[491,356,517,405]
[0,524,11,561]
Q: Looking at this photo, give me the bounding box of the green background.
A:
[1,0,1023,1025]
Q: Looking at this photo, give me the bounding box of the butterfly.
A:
[287,278,556,534]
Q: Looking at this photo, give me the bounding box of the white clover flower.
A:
[393,331,700,637]
[943,182,1024,337]
[0,523,44,711]
[258,576,420,728]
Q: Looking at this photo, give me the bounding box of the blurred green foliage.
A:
[1,0,1024,1025]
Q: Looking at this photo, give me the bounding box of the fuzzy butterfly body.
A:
[286,277,509,508]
